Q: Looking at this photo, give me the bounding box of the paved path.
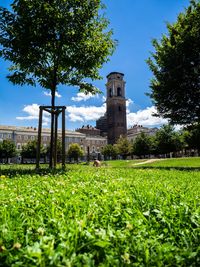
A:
[132,159,163,166]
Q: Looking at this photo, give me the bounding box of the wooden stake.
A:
[49,110,55,168]
[36,107,43,169]
[62,107,66,168]
[54,113,58,168]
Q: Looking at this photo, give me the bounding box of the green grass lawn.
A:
[143,157,200,167]
[134,157,200,171]
[102,159,146,168]
[0,158,200,266]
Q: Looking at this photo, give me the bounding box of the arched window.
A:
[117,87,122,96]
[109,88,112,97]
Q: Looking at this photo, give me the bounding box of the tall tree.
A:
[101,144,118,160]
[116,137,131,160]
[132,132,152,158]
[147,0,200,125]
[0,0,116,168]
[0,140,17,163]
[21,140,46,161]
[154,124,183,156]
[183,123,200,155]
[67,143,84,162]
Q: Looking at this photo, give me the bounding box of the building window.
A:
[117,87,122,96]
[17,144,21,150]
[24,136,28,140]
[31,136,35,140]
[109,88,112,97]
[118,106,121,112]
[8,134,11,139]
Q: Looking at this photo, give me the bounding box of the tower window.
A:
[118,106,121,112]
[117,87,122,96]
[109,88,112,97]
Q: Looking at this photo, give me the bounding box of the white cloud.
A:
[102,96,106,102]
[68,114,84,122]
[66,104,106,122]
[71,92,98,102]
[16,103,168,130]
[16,104,51,125]
[126,98,133,107]
[126,98,134,113]
[66,102,167,129]
[44,91,62,98]
[127,106,168,128]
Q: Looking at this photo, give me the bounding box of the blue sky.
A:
[0,0,190,130]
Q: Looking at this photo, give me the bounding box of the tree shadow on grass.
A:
[0,165,68,178]
[133,166,200,172]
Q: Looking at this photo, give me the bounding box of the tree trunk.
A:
[50,88,56,168]
[54,113,58,167]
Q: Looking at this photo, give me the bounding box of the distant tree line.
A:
[101,124,200,159]
[0,140,84,164]
[0,123,200,163]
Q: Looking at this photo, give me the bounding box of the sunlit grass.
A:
[142,157,200,168]
[0,159,200,266]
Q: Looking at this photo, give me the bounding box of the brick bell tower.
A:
[106,72,127,144]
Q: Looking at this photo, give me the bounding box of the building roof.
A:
[0,125,85,137]
[106,72,124,78]
[78,125,99,130]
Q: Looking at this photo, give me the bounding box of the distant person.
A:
[93,159,101,167]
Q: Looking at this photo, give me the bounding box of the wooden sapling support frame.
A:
[36,106,66,169]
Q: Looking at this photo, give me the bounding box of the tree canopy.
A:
[154,125,183,155]
[183,123,200,154]
[132,132,152,158]
[147,0,200,125]
[21,140,46,159]
[116,137,131,159]
[101,144,118,159]
[0,0,115,100]
[0,140,17,162]
[67,143,84,162]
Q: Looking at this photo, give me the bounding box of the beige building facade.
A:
[127,125,158,142]
[0,125,107,160]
